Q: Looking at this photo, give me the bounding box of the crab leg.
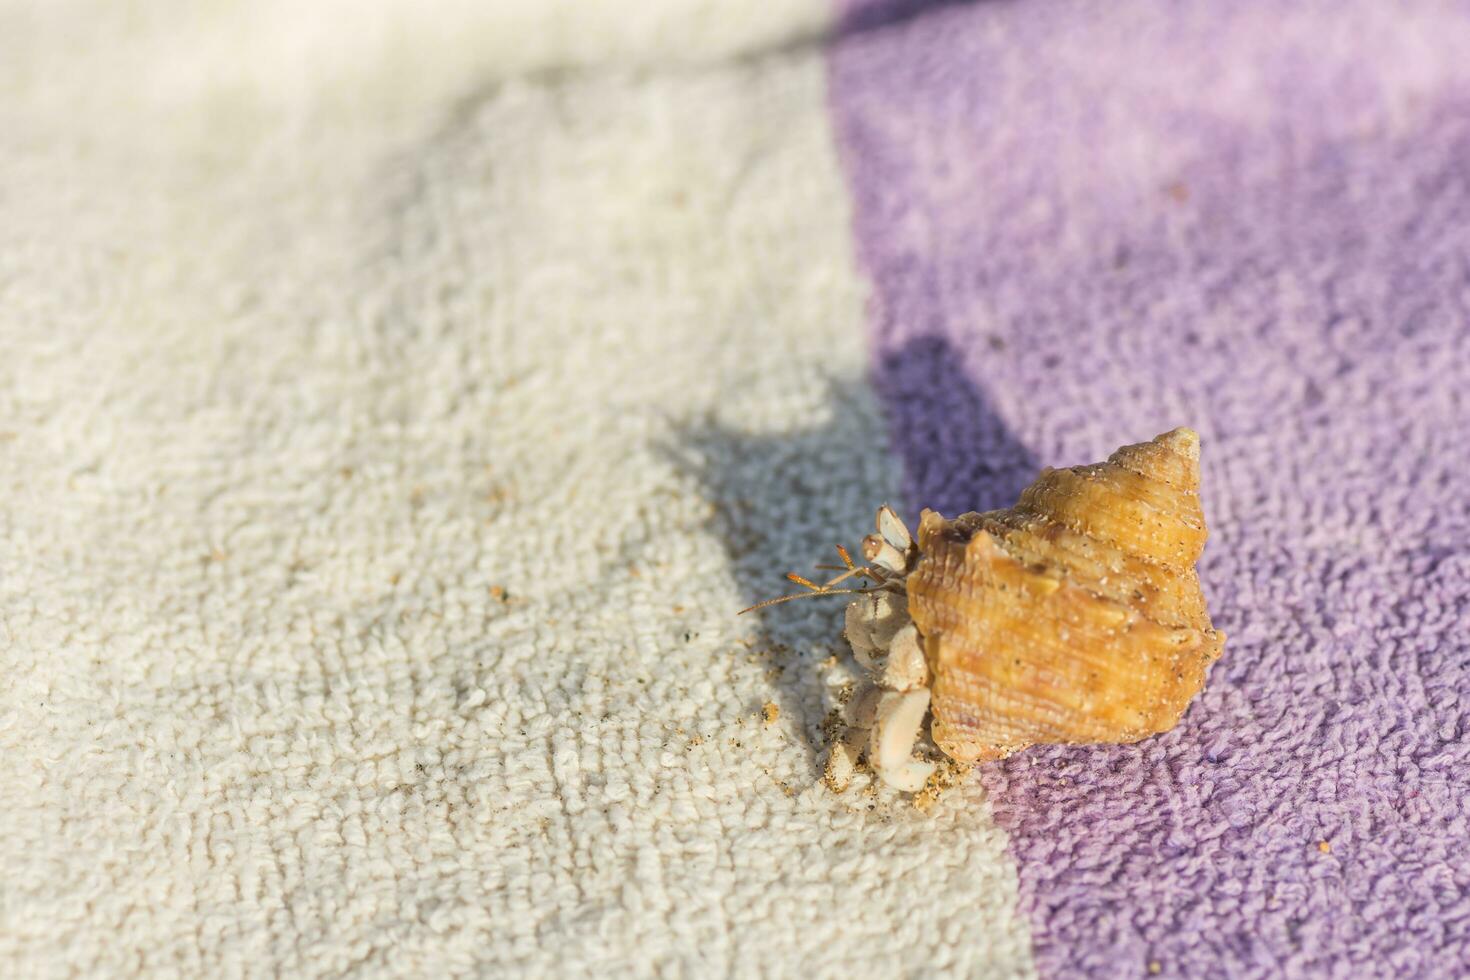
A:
[823,684,881,793]
[870,688,937,792]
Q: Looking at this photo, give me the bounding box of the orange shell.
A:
[906,428,1224,763]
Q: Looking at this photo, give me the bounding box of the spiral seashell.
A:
[749,426,1225,796]
[906,427,1224,764]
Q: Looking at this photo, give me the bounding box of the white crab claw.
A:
[882,624,930,692]
[870,688,936,792]
[864,591,909,648]
[846,592,910,669]
[876,504,913,556]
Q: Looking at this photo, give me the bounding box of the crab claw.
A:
[882,624,930,692]
[845,591,909,670]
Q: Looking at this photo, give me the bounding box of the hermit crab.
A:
[744,428,1225,795]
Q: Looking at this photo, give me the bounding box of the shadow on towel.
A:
[663,335,1034,779]
[874,334,1037,516]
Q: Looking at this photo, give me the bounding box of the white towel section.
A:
[0,3,1034,976]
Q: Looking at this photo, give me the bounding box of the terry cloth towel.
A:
[2,1,1467,978]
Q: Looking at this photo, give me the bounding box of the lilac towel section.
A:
[829,2,1470,977]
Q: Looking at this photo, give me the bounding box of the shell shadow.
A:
[663,336,1034,780]
[874,334,1038,516]
[662,378,885,778]
[838,0,999,35]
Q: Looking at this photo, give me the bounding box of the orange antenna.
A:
[737,545,892,615]
[738,584,888,615]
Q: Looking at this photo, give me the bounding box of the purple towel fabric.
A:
[829,1,1470,976]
